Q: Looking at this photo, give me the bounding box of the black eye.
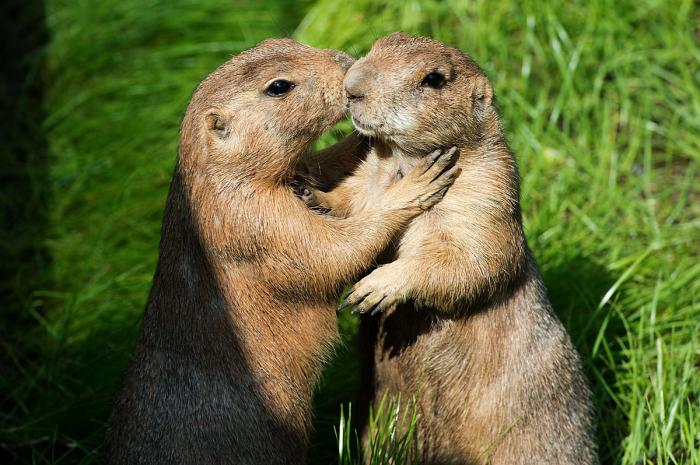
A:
[421,72,446,89]
[266,79,295,97]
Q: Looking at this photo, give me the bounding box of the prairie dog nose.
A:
[344,66,371,101]
[330,50,355,71]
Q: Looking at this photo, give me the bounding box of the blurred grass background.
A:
[1,0,698,463]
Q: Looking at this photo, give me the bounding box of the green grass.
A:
[335,395,419,465]
[1,0,698,464]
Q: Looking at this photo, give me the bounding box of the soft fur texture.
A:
[302,33,597,465]
[104,38,460,465]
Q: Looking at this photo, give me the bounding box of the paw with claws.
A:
[338,264,408,315]
[290,178,320,208]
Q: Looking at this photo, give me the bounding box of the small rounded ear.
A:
[473,77,493,108]
[205,112,230,138]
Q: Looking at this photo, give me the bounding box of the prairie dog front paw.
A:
[290,178,321,208]
[338,263,409,315]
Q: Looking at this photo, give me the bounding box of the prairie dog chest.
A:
[362,148,420,205]
[362,148,457,258]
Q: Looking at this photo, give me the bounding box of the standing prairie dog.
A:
[103,38,460,465]
[302,33,597,465]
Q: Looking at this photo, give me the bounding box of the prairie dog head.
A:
[345,33,495,154]
[180,39,354,179]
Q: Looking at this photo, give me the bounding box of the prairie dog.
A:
[303,33,597,465]
[104,38,460,465]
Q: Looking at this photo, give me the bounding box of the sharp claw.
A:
[337,298,352,312]
[338,284,361,311]
[367,296,386,316]
[351,307,362,315]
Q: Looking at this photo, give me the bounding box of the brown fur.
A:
[302,33,597,465]
[103,38,460,465]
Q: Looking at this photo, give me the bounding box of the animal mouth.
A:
[351,115,387,137]
[351,116,401,141]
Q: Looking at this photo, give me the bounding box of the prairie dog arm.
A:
[300,132,368,190]
[264,148,461,298]
[340,211,526,315]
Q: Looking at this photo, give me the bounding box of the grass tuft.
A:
[336,395,419,465]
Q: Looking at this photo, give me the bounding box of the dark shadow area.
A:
[307,327,361,465]
[540,254,625,465]
[7,320,143,464]
[0,0,49,462]
[0,0,49,318]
